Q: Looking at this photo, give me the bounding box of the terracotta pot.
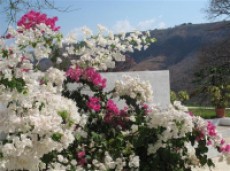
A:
[215,108,225,118]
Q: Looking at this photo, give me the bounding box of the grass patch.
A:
[189,108,230,119]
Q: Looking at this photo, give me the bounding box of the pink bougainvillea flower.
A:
[195,131,205,142]
[21,68,30,72]
[17,10,60,31]
[104,99,128,128]
[1,33,13,39]
[84,67,106,89]
[188,111,194,117]
[76,151,86,166]
[104,99,119,124]
[221,139,225,145]
[66,66,106,89]
[66,67,83,82]
[142,104,152,115]
[207,121,217,137]
[207,140,212,146]
[77,151,86,158]
[87,97,101,112]
[220,144,230,153]
[106,99,119,114]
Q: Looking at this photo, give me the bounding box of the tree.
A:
[195,39,230,87]
[206,0,230,19]
[0,0,73,34]
[193,39,230,107]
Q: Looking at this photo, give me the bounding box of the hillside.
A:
[116,21,230,95]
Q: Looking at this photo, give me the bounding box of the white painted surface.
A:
[219,117,230,126]
[101,70,170,108]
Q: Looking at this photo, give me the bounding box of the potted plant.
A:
[207,85,230,117]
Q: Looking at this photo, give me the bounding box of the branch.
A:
[206,0,230,19]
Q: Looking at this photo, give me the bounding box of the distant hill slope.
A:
[117,21,230,93]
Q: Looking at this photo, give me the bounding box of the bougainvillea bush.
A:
[63,69,230,171]
[0,10,230,171]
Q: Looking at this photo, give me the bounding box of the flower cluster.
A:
[63,70,142,170]
[66,66,106,89]
[191,114,230,163]
[104,99,128,128]
[87,96,101,112]
[0,45,32,81]
[0,12,82,171]
[8,12,62,60]
[0,58,82,171]
[146,106,194,154]
[0,86,81,170]
[17,10,60,31]
[114,75,153,103]
[62,25,156,70]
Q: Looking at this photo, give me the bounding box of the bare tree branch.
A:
[206,0,230,19]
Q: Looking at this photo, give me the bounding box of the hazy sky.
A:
[0,0,212,35]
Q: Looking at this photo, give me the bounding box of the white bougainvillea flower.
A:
[114,75,153,103]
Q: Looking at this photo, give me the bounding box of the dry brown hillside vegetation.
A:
[113,21,230,104]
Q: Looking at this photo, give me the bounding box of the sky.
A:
[0,0,212,36]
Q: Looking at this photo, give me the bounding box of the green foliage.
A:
[137,137,194,171]
[170,90,190,103]
[195,66,230,88]
[178,91,190,101]
[38,102,45,111]
[0,152,3,159]
[207,85,230,108]
[58,110,74,127]
[52,133,63,142]
[193,41,230,108]
[195,140,214,167]
[0,77,26,93]
[170,90,177,103]
[58,110,69,121]
[42,150,58,166]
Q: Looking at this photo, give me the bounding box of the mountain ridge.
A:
[115,21,230,94]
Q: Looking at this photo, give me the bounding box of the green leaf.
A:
[91,132,101,141]
[207,158,215,167]
[42,150,57,164]
[110,44,116,49]
[58,110,69,121]
[52,132,62,142]
[0,77,26,93]
[199,155,208,166]
[39,102,45,111]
